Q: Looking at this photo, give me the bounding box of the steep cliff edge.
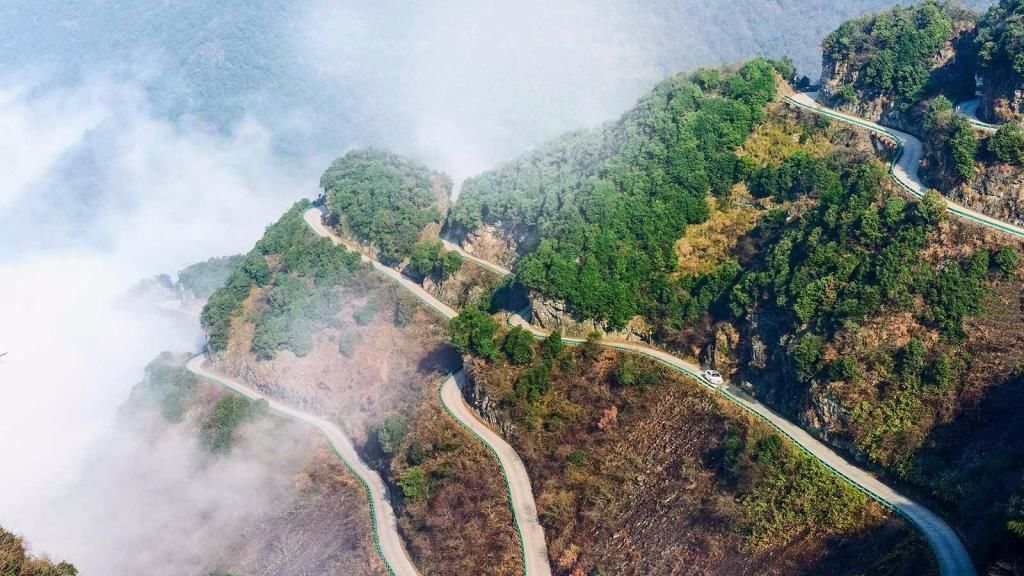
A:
[818,2,976,136]
[977,0,1024,123]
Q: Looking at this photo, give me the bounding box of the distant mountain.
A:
[0,0,995,173]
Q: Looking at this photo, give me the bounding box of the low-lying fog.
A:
[0,0,993,572]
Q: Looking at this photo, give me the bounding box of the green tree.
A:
[242,253,271,286]
[793,333,825,379]
[397,466,432,502]
[949,116,977,181]
[919,189,948,225]
[540,330,564,360]
[409,240,443,278]
[377,414,408,455]
[502,326,535,365]
[994,245,1020,278]
[449,307,500,360]
[990,124,1024,165]
[440,250,464,279]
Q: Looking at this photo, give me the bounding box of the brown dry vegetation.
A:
[674,194,762,276]
[215,273,456,443]
[467,348,931,576]
[387,393,522,576]
[127,354,388,576]
[0,528,77,576]
[213,258,522,574]
[218,444,388,576]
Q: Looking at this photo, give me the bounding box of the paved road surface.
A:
[440,372,552,576]
[441,238,512,276]
[303,207,552,576]
[504,314,975,576]
[415,202,975,576]
[185,354,419,576]
[956,98,1001,132]
[787,92,1024,239]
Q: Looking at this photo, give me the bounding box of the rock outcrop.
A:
[462,358,516,438]
[980,68,1024,124]
[819,20,976,137]
[455,222,537,269]
[528,291,651,342]
[948,162,1024,226]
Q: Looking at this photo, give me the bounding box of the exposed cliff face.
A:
[981,68,1024,123]
[528,290,651,342]
[462,357,517,438]
[948,162,1024,226]
[455,222,537,268]
[819,21,976,137]
[419,260,496,309]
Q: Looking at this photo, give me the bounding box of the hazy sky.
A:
[0,0,995,570]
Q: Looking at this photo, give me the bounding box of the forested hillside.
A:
[440,6,1024,567]
[820,1,977,113]
[452,59,783,330]
[976,0,1024,122]
[321,149,451,265]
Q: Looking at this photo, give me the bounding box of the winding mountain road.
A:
[441,238,512,276]
[504,315,975,576]
[786,92,1024,239]
[955,98,1001,132]
[185,354,419,576]
[303,207,553,576]
[437,216,977,574]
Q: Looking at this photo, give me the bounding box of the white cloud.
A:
[0,75,313,570]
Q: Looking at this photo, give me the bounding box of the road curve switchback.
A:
[955,98,1001,132]
[313,200,976,576]
[185,354,420,576]
[786,92,1024,240]
[303,207,553,576]
[503,314,976,576]
[429,213,977,575]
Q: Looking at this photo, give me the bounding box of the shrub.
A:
[393,290,419,326]
[353,299,379,326]
[449,307,500,360]
[836,84,857,103]
[337,331,359,357]
[204,394,262,454]
[582,331,603,361]
[514,363,552,404]
[397,466,432,502]
[502,327,535,365]
[377,414,409,455]
[828,356,859,382]
[994,245,1020,278]
[567,449,589,468]
[990,124,1024,165]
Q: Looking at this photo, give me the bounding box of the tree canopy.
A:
[451,59,780,329]
[321,148,449,264]
[822,1,964,109]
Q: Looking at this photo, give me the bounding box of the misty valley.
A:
[5,1,1024,576]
